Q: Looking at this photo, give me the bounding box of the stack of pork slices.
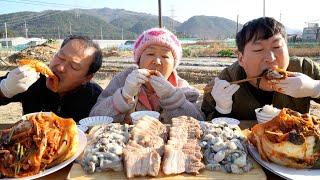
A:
[123,116,167,178]
[162,116,205,175]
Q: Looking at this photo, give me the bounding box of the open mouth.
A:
[264,68,287,80]
[50,69,60,81]
[48,71,60,92]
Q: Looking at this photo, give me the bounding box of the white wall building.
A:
[93,40,127,49]
[0,37,46,47]
[302,23,320,41]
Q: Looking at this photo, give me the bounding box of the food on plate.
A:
[80,123,130,173]
[18,59,59,92]
[123,115,167,178]
[0,112,78,178]
[264,67,288,81]
[249,108,320,168]
[162,116,204,175]
[201,121,253,174]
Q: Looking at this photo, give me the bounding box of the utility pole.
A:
[121,28,123,40]
[170,5,176,32]
[236,14,239,36]
[263,0,265,17]
[58,26,61,39]
[24,20,28,38]
[100,26,103,40]
[158,0,162,28]
[4,22,8,48]
[69,22,72,35]
[279,12,282,22]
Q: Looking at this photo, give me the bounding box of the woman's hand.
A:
[149,71,176,98]
[122,69,150,99]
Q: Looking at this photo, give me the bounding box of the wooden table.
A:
[0,121,285,180]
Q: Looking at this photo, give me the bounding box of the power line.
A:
[0,12,39,23]
[0,0,87,8]
[4,10,67,27]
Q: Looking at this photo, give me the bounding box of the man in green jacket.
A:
[201,17,320,121]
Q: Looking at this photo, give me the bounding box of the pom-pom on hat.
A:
[133,27,182,68]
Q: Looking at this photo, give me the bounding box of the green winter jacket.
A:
[201,56,320,121]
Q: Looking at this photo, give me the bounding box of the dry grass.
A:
[289,46,320,57]
[183,42,237,57]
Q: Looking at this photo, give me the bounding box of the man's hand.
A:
[122,69,150,100]
[0,66,40,98]
[149,72,176,98]
[211,77,240,114]
[275,72,320,98]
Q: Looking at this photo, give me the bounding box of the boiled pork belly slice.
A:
[123,143,161,178]
[162,116,205,175]
[162,145,186,175]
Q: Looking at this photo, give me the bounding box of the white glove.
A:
[211,77,240,114]
[275,72,320,98]
[122,69,150,99]
[149,73,176,98]
[0,66,40,98]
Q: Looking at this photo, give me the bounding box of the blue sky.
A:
[0,0,319,30]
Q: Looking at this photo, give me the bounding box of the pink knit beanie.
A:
[134,27,182,68]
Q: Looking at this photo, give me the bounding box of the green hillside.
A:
[0,9,241,40]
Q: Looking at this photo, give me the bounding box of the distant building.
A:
[302,23,320,42]
[179,38,200,45]
[27,38,47,46]
[93,40,126,49]
[0,37,46,48]
[287,34,302,43]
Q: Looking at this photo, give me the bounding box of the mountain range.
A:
[1,7,243,40]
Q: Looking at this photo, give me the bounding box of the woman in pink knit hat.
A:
[90,27,204,123]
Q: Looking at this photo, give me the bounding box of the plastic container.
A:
[255,105,281,123]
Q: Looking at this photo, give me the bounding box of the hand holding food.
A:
[18,59,59,92]
[275,72,320,98]
[255,67,288,91]
[149,72,176,98]
[204,68,288,93]
[0,65,40,98]
[122,69,150,99]
[211,77,240,114]
[264,67,288,81]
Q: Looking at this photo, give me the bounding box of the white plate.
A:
[248,144,320,180]
[211,117,240,125]
[79,116,113,127]
[5,128,87,180]
[77,125,89,132]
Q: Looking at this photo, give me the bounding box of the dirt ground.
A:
[0,70,319,125]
